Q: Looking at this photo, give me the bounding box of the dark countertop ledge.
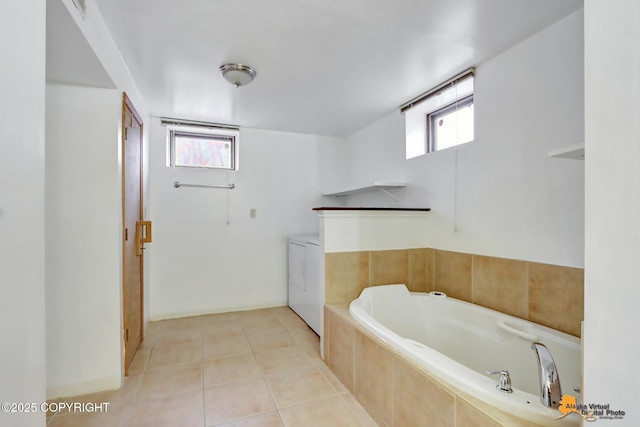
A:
[313,207,430,211]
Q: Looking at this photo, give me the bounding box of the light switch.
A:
[250,208,257,218]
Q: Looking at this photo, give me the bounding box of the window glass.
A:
[167,127,238,170]
[404,72,474,158]
[428,95,474,151]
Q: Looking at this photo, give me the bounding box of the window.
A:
[428,94,474,151]
[167,125,239,170]
[402,69,474,158]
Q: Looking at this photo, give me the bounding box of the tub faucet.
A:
[531,342,562,409]
[486,370,513,393]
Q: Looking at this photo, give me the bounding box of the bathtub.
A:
[348,285,581,427]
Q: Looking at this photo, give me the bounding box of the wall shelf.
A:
[322,182,407,206]
[548,143,585,160]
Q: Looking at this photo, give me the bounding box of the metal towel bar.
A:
[173,181,235,190]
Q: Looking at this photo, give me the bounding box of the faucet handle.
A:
[486,370,513,393]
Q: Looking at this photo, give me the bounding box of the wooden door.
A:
[122,93,144,374]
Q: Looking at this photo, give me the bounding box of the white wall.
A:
[321,211,430,253]
[0,1,46,426]
[44,0,151,398]
[584,0,640,423]
[149,120,344,319]
[343,10,585,268]
[45,84,123,398]
[55,0,151,328]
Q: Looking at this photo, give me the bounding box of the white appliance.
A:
[288,235,321,335]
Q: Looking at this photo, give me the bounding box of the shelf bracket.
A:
[378,187,402,203]
[322,182,406,206]
[328,194,347,206]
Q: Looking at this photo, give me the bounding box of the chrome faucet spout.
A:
[531,342,562,409]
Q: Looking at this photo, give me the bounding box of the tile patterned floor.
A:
[46,307,377,427]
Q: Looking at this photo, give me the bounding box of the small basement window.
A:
[166,125,239,170]
[428,94,474,151]
[402,69,474,158]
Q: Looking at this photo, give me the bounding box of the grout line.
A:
[276,393,339,411]
[336,393,369,427]
[200,315,206,427]
[453,395,457,427]
[261,369,283,423]
[53,308,336,427]
[391,356,395,427]
[470,254,475,303]
[247,327,285,427]
[525,261,530,320]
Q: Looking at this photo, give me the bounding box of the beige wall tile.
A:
[326,309,355,392]
[457,393,542,427]
[354,331,394,425]
[323,306,331,362]
[325,252,370,303]
[528,262,584,337]
[326,246,582,338]
[369,250,409,287]
[426,248,435,292]
[408,248,428,292]
[393,358,455,427]
[472,255,528,319]
[434,250,472,301]
[455,397,502,427]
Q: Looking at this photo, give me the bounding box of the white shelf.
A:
[548,143,585,160]
[322,182,407,205]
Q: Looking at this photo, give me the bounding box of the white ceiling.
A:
[90,0,582,137]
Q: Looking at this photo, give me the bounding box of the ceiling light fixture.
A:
[219,63,257,88]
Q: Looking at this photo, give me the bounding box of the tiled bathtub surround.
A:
[324,305,548,427]
[325,248,583,337]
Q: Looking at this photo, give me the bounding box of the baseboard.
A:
[46,375,122,400]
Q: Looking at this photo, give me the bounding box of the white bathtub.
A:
[349,285,581,427]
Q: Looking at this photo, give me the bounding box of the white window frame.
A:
[165,124,239,171]
[427,93,474,152]
[402,69,475,158]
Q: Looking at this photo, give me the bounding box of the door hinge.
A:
[124,127,128,140]
[125,228,128,241]
[125,328,129,342]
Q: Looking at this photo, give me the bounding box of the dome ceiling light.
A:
[219,63,257,88]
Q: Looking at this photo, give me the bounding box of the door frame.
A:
[121,92,144,374]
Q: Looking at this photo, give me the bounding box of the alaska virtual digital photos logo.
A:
[556,395,626,422]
